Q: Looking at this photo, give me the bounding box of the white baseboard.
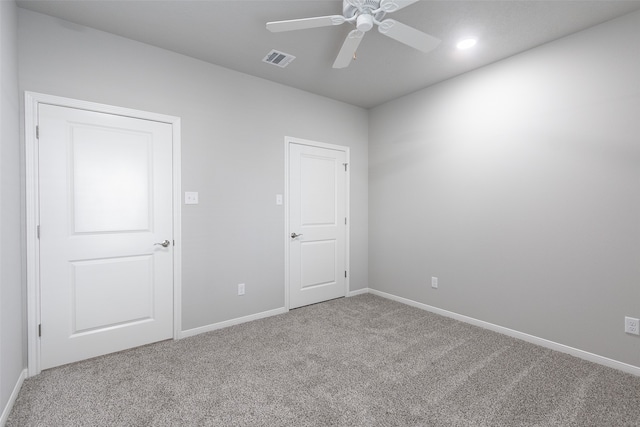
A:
[368,289,640,377]
[181,290,371,338]
[347,287,369,297]
[176,289,640,376]
[1,368,27,427]
[179,307,288,339]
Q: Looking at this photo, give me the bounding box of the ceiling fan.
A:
[266,0,441,69]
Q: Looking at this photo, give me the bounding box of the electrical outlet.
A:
[625,317,639,335]
[431,277,438,289]
[238,283,245,296]
[184,192,199,205]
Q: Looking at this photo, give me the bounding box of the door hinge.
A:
[173,240,175,246]
[37,225,40,239]
[345,217,347,225]
[345,271,347,278]
[343,163,348,172]
[38,324,41,337]
[36,125,39,139]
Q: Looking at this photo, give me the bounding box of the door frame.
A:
[284,136,350,310]
[25,92,182,376]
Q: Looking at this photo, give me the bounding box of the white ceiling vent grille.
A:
[263,49,296,68]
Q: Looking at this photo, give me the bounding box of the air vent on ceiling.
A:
[263,49,296,68]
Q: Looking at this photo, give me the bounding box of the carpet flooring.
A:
[7,294,640,426]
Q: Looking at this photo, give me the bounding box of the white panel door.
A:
[289,142,347,309]
[38,104,174,369]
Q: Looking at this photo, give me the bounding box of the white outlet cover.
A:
[625,317,639,335]
[185,192,199,205]
[431,277,438,289]
[276,194,283,205]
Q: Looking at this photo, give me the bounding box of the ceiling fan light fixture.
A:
[356,14,374,32]
[456,38,477,50]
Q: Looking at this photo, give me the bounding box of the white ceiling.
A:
[16,0,640,108]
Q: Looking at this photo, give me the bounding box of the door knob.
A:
[291,232,303,239]
[154,240,171,247]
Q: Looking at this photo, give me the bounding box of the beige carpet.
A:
[7,294,640,426]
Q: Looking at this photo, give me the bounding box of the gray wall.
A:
[18,9,368,332]
[369,10,640,367]
[1,0,25,415]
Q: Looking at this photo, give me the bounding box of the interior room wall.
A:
[18,9,369,332]
[1,0,26,417]
[369,10,640,368]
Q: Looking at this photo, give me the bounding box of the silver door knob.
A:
[291,232,303,239]
[154,240,171,247]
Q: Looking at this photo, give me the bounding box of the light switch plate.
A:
[185,192,199,205]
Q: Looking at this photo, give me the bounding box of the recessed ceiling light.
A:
[456,38,477,50]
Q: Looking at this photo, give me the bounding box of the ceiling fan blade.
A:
[379,0,420,13]
[333,30,365,69]
[266,15,345,33]
[377,19,441,53]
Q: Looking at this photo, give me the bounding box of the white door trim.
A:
[284,136,350,310]
[25,92,182,376]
